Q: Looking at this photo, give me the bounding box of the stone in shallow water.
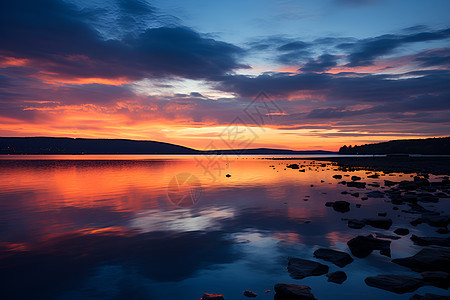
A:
[410,294,450,300]
[366,191,386,198]
[274,283,316,300]
[287,257,329,279]
[327,271,347,284]
[365,274,423,294]
[347,235,391,258]
[410,234,450,247]
[313,248,353,267]
[201,293,225,300]
[394,228,409,235]
[421,271,450,289]
[346,181,366,188]
[364,218,393,230]
[332,201,350,213]
[243,290,257,297]
[392,248,450,273]
[348,219,366,229]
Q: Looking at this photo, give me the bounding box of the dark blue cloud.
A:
[300,54,339,73]
[340,28,450,67]
[415,48,450,67]
[0,0,247,81]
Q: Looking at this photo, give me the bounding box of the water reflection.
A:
[0,156,448,299]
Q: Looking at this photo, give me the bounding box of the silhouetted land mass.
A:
[339,137,450,155]
[0,137,335,155]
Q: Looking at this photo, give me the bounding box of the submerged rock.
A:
[274,283,316,300]
[327,271,347,284]
[287,257,329,279]
[313,248,353,267]
[332,201,350,213]
[201,293,225,300]
[364,274,423,294]
[411,235,450,247]
[392,248,450,273]
[347,235,391,258]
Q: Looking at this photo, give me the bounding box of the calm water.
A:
[0,155,448,299]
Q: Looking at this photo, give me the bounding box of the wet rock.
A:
[287,257,329,279]
[394,228,410,236]
[325,202,334,207]
[368,174,380,178]
[274,283,316,300]
[350,192,359,197]
[333,175,342,179]
[364,218,393,230]
[412,215,450,228]
[225,174,231,177]
[421,271,450,289]
[346,181,366,188]
[410,293,450,300]
[348,219,366,229]
[243,290,257,297]
[368,183,380,187]
[410,234,450,247]
[351,176,361,181]
[378,212,387,217]
[366,191,385,198]
[392,248,450,272]
[332,201,350,213]
[384,180,398,187]
[399,181,419,190]
[327,271,347,284]
[364,274,423,294]
[413,177,430,187]
[347,235,391,258]
[287,164,300,169]
[313,248,354,267]
[201,293,225,300]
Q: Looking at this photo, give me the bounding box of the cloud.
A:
[0,0,247,82]
[300,54,339,73]
[340,28,450,66]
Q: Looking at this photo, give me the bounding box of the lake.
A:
[0,155,448,299]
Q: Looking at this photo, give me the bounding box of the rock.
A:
[346,181,366,188]
[410,235,450,247]
[421,215,450,227]
[348,219,366,229]
[243,290,257,297]
[225,174,231,177]
[364,274,423,294]
[437,228,449,234]
[410,294,450,300]
[332,201,350,213]
[392,248,450,272]
[287,164,300,169]
[378,212,387,217]
[367,191,385,198]
[287,257,329,279]
[313,248,354,267]
[399,181,419,190]
[325,202,334,207]
[394,228,409,236]
[364,218,393,230]
[350,192,359,197]
[368,183,380,187]
[351,176,361,181]
[327,271,347,284]
[368,174,380,178]
[375,233,401,240]
[421,271,450,289]
[332,175,342,179]
[274,283,316,300]
[347,235,391,258]
[201,293,225,300]
[384,180,398,187]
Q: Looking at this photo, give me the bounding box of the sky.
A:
[0,0,449,151]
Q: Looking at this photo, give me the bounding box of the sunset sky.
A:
[0,0,449,151]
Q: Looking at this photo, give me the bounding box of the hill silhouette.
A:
[339,137,450,155]
[0,137,335,155]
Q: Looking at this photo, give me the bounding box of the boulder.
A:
[351,176,361,181]
[313,249,353,267]
[274,283,316,300]
[364,274,423,294]
[332,201,350,213]
[287,257,329,279]
[347,235,391,258]
[327,271,347,284]
[392,248,450,273]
